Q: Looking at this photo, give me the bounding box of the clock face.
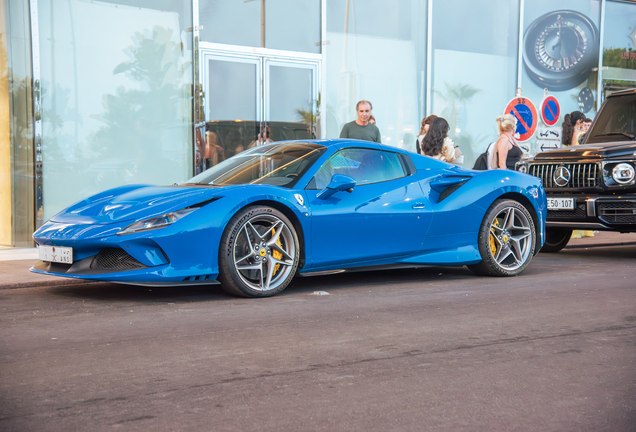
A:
[524,11,598,91]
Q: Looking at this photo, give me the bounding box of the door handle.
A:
[412,203,426,209]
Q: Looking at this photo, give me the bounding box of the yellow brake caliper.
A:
[271,228,283,275]
[490,218,499,256]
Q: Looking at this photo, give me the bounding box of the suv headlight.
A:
[515,161,527,173]
[612,163,636,185]
[117,208,198,236]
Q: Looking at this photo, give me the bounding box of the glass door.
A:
[264,59,318,142]
[199,46,320,170]
[200,53,262,173]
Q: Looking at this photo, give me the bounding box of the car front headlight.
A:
[612,163,636,185]
[515,161,527,173]
[117,208,198,236]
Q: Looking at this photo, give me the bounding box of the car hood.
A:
[50,185,241,225]
[534,141,636,161]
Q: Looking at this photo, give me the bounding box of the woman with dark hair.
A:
[562,110,595,239]
[421,117,457,162]
[562,111,586,146]
[416,115,438,154]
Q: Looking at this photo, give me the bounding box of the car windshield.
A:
[587,94,636,144]
[182,142,326,187]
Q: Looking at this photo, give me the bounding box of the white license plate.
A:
[38,245,73,264]
[547,197,575,210]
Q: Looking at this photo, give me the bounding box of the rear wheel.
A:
[540,228,572,253]
[218,206,300,297]
[468,199,536,277]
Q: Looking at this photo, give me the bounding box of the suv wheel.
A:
[541,228,572,253]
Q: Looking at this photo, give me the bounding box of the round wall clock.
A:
[523,10,599,91]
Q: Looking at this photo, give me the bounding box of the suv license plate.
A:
[547,198,575,210]
[38,245,73,264]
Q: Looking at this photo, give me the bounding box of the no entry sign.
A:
[540,95,561,126]
[504,97,538,142]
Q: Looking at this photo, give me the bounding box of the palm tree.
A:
[296,92,321,137]
[434,82,481,141]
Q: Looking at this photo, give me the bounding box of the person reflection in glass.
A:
[205,130,224,168]
[225,130,245,157]
[249,125,274,148]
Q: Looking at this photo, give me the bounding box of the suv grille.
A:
[528,163,600,188]
[548,203,586,219]
[90,248,145,271]
[599,202,636,224]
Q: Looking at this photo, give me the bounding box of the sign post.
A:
[536,126,562,141]
[536,140,561,153]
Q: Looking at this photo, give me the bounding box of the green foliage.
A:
[90,26,191,159]
[603,47,636,70]
[434,82,481,159]
[296,92,321,124]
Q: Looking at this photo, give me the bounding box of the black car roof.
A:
[607,88,636,98]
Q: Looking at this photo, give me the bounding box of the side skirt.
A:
[116,280,220,287]
[298,263,460,277]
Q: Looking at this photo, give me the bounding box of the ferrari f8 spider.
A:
[32,139,546,297]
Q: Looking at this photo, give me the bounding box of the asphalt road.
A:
[1,246,635,432]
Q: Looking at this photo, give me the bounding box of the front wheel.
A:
[218,206,300,297]
[468,199,536,277]
[540,228,572,253]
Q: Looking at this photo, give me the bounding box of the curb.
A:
[0,279,97,290]
[564,241,636,250]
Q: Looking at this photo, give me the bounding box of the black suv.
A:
[517,88,636,252]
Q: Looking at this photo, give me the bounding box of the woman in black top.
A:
[492,114,522,170]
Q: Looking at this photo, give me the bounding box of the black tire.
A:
[218,205,300,298]
[540,228,572,253]
[468,199,536,277]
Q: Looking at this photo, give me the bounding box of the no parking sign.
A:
[504,97,538,142]
[540,95,561,126]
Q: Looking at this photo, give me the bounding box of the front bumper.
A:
[546,195,636,231]
[31,219,222,284]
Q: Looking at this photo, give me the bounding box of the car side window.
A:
[309,148,407,190]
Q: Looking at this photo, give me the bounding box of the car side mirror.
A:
[316,174,356,200]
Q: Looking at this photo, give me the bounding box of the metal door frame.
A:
[263,58,319,122]
[199,42,321,127]
[201,51,263,122]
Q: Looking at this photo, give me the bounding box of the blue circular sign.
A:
[540,95,560,126]
[504,97,538,142]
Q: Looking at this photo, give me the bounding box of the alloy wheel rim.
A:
[488,207,532,271]
[232,214,296,291]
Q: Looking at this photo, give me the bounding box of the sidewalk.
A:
[1,232,635,290]
[0,248,88,289]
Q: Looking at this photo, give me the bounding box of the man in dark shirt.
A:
[339,100,381,143]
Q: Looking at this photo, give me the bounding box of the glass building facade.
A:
[1,0,635,248]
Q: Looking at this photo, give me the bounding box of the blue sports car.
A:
[32,139,546,297]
